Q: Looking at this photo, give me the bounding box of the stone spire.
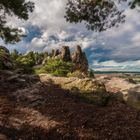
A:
[61,46,71,62]
[72,45,88,75]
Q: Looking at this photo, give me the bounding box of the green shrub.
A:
[35,59,74,76]
[11,49,19,60]
[51,69,70,77]
[34,68,46,74]
[13,54,35,74]
[16,56,35,67]
[88,69,94,78]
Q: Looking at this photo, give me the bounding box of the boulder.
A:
[103,76,140,109]
[61,46,71,62]
[72,45,88,75]
[40,74,109,105]
[0,46,13,69]
[126,86,140,109]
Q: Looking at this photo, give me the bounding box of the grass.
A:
[34,59,74,77]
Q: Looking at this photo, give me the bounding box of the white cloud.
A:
[4,0,140,71]
[6,0,98,50]
[92,60,140,71]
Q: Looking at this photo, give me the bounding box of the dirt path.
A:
[0,78,140,140]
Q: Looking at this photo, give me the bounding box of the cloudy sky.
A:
[4,0,140,71]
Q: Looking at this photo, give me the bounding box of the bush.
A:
[16,56,35,67]
[35,59,74,77]
[11,49,19,60]
[12,54,35,74]
[88,69,94,78]
[51,69,70,77]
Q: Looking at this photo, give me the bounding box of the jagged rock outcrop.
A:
[42,45,89,75]
[72,45,88,75]
[0,46,13,69]
[61,46,71,62]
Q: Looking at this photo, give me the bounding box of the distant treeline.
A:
[94,71,140,74]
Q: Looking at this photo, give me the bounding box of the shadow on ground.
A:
[0,74,140,140]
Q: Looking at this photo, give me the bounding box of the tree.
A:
[65,0,140,32]
[0,0,34,44]
[11,49,19,60]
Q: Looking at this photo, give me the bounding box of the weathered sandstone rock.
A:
[61,46,71,62]
[72,45,88,75]
[40,74,109,105]
[0,46,13,69]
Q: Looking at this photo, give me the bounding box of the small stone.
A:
[6,74,19,82]
[17,78,26,83]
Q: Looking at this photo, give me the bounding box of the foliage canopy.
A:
[65,0,140,31]
[0,0,34,43]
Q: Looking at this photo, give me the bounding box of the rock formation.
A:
[72,45,88,75]
[0,46,13,69]
[61,46,72,62]
[40,74,109,106]
[53,49,60,57]
[42,45,89,75]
